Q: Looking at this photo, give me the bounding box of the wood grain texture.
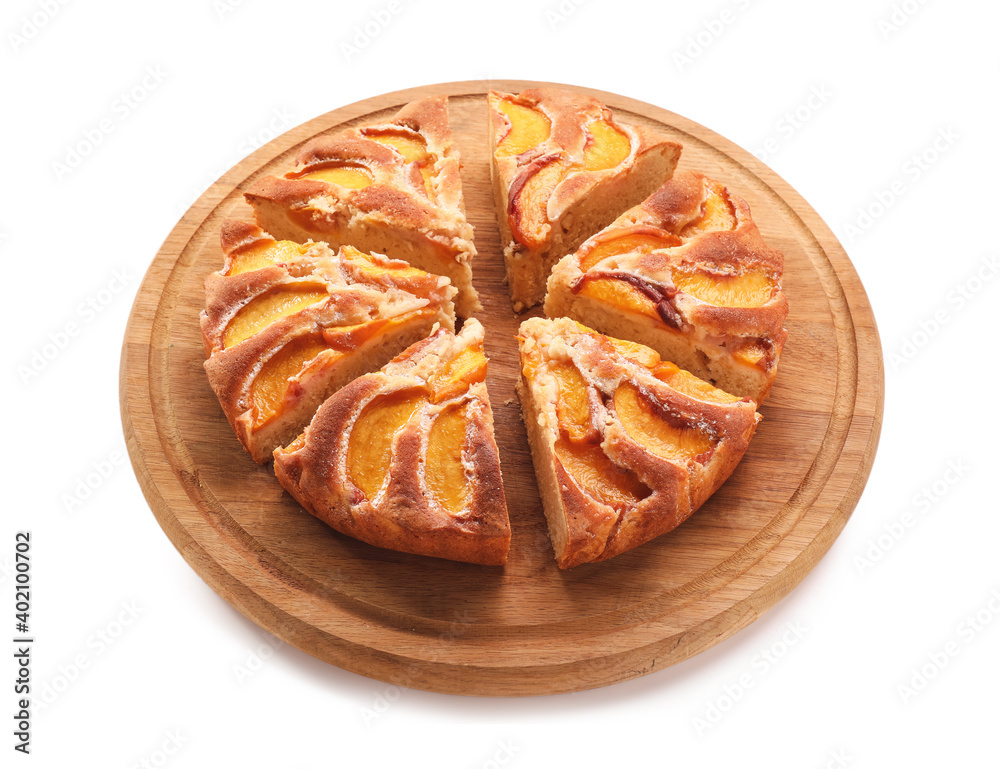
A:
[119,80,884,696]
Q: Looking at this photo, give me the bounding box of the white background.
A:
[3,0,999,766]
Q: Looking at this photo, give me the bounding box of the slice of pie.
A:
[545,171,789,404]
[201,219,456,463]
[243,96,481,317]
[517,317,760,569]
[273,319,511,565]
[488,87,682,311]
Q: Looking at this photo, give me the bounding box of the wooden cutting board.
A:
[119,80,883,696]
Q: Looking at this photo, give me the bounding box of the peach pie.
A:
[194,87,787,569]
[488,88,681,311]
[201,219,456,463]
[244,96,481,317]
[545,172,789,403]
[517,317,760,568]
[273,319,511,565]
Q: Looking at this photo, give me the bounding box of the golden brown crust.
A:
[201,219,456,463]
[272,320,511,566]
[517,317,760,568]
[546,171,790,403]
[243,96,480,316]
[242,174,332,210]
[219,218,269,255]
[488,88,682,310]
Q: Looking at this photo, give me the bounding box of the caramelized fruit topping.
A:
[283,432,307,454]
[426,403,471,514]
[582,119,631,172]
[347,390,427,501]
[579,231,681,272]
[652,362,740,404]
[223,285,329,349]
[679,180,737,237]
[227,240,308,276]
[555,438,650,511]
[494,98,552,157]
[614,382,714,463]
[575,275,660,321]
[342,246,429,286]
[731,338,771,369]
[364,129,428,163]
[428,344,487,404]
[363,130,436,194]
[549,360,595,444]
[510,157,569,248]
[293,163,374,189]
[250,334,330,427]
[672,267,774,308]
[605,336,661,370]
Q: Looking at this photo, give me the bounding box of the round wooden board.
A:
[120,80,883,696]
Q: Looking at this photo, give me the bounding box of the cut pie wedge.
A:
[243,96,481,317]
[545,171,789,403]
[273,319,511,565]
[517,317,760,569]
[200,219,456,463]
[488,88,682,311]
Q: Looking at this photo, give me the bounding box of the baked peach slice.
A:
[553,438,651,514]
[361,127,438,193]
[582,118,631,172]
[546,171,789,404]
[489,87,682,311]
[517,317,759,568]
[201,219,456,463]
[577,230,682,272]
[507,155,571,252]
[613,382,715,463]
[492,97,551,158]
[248,332,332,429]
[290,163,374,189]
[222,284,331,349]
[225,238,310,276]
[347,388,427,503]
[243,96,481,317]
[425,401,474,516]
[273,319,511,565]
[362,128,428,163]
[671,266,774,308]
